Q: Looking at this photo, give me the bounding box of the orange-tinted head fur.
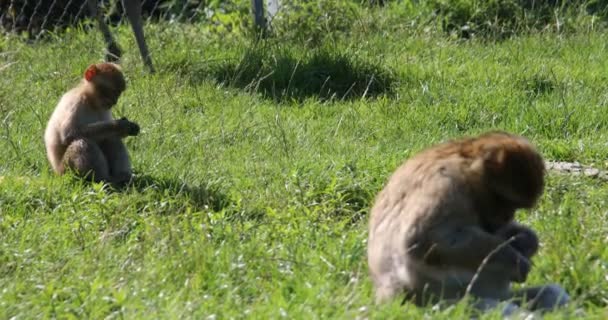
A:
[457,131,546,231]
[83,62,126,108]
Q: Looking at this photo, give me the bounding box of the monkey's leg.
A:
[87,0,122,62]
[511,284,569,312]
[63,138,111,183]
[122,0,155,73]
[99,138,133,186]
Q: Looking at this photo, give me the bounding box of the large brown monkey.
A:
[367,131,569,316]
[44,62,140,186]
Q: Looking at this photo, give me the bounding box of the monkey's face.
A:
[468,132,545,232]
[96,68,126,108]
[95,76,125,108]
[85,63,126,109]
[488,152,545,209]
[481,134,545,209]
[479,193,517,233]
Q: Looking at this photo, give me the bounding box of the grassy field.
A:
[1,2,608,319]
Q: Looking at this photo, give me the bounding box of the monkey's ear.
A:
[84,65,98,82]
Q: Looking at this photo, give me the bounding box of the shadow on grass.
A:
[66,173,268,221]
[166,47,396,102]
[130,174,233,212]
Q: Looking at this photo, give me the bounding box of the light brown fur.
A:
[367,131,568,315]
[44,62,140,186]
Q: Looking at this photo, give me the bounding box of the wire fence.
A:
[0,0,280,39]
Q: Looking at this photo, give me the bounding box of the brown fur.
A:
[44,62,139,186]
[367,131,568,314]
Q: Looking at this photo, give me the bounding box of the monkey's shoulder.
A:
[47,92,113,139]
[371,159,470,223]
[388,154,472,190]
[373,155,480,228]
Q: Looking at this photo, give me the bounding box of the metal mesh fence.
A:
[0,0,280,40]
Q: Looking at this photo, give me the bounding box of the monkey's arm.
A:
[412,223,530,282]
[495,222,539,258]
[63,119,139,144]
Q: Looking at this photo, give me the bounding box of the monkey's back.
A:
[367,140,491,303]
[44,87,111,174]
[44,91,79,173]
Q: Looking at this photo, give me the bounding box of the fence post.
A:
[251,0,266,36]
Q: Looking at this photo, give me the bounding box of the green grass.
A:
[1,4,608,319]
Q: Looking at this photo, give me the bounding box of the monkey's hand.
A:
[420,224,533,284]
[510,254,532,283]
[496,223,539,259]
[118,117,140,136]
[510,231,539,259]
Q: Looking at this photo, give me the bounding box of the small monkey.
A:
[367,131,569,316]
[44,62,140,186]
